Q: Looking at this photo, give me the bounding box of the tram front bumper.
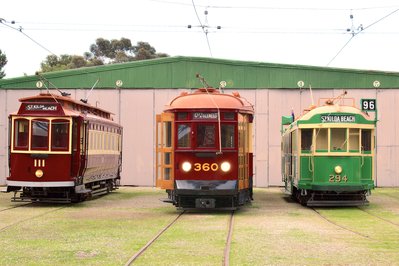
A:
[298,182,374,192]
[175,180,237,196]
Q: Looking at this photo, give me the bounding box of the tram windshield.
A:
[12,118,70,152]
[176,122,236,150]
[301,127,373,153]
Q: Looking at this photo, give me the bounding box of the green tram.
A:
[281,95,377,206]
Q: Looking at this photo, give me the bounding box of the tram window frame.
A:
[13,118,29,150]
[224,112,235,120]
[177,123,191,149]
[221,124,236,148]
[361,129,372,154]
[349,128,360,152]
[51,119,70,151]
[300,129,312,153]
[330,128,347,152]
[177,112,187,120]
[196,123,216,148]
[315,128,328,152]
[31,119,50,150]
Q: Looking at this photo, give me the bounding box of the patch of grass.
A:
[1,187,399,265]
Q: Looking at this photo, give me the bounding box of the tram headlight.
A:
[182,161,192,172]
[221,162,231,172]
[334,165,343,174]
[35,169,44,178]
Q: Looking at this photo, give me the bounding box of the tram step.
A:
[307,199,369,207]
[160,198,174,203]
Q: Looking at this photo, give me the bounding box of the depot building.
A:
[1,56,399,187]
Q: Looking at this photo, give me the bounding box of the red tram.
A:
[156,86,254,209]
[6,92,123,202]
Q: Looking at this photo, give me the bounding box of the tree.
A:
[0,49,7,79]
[40,54,103,73]
[40,37,169,73]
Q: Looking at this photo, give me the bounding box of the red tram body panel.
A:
[6,93,123,203]
[156,88,254,210]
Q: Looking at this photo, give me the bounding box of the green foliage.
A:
[0,49,7,79]
[40,37,169,73]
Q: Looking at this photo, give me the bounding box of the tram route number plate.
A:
[361,99,376,111]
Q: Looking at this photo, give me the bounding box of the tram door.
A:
[156,113,174,189]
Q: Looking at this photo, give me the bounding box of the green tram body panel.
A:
[298,156,374,191]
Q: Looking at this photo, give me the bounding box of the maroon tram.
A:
[156,86,254,209]
[6,92,123,202]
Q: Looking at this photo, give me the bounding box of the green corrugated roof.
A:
[1,56,399,89]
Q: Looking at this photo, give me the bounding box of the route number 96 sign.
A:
[361,99,376,111]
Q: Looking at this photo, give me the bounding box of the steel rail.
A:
[223,211,235,266]
[124,211,185,266]
[0,202,32,212]
[311,207,372,239]
[357,207,399,227]
[0,206,67,233]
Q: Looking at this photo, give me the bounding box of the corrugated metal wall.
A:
[1,87,398,187]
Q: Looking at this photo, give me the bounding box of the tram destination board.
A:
[361,99,377,111]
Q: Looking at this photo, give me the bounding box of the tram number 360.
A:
[329,175,348,183]
[194,163,219,172]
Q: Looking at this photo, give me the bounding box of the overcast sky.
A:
[1,0,399,78]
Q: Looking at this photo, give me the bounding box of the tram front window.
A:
[301,129,312,151]
[177,124,191,148]
[31,120,49,149]
[331,128,347,151]
[221,124,235,148]
[197,124,216,148]
[14,119,29,149]
[51,120,69,150]
[361,129,372,152]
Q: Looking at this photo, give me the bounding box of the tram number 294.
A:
[329,175,348,183]
[194,163,219,172]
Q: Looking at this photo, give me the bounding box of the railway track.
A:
[0,205,67,233]
[357,207,399,228]
[124,210,236,266]
[310,207,372,239]
[0,202,32,212]
[223,211,235,266]
[124,211,186,266]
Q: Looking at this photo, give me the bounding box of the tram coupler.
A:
[195,198,216,208]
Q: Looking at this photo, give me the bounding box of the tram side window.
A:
[177,124,191,148]
[14,119,29,149]
[349,128,360,152]
[301,129,312,152]
[361,129,372,152]
[221,124,235,148]
[164,122,172,148]
[51,120,69,150]
[31,120,49,150]
[197,124,216,148]
[315,128,328,152]
[331,128,347,151]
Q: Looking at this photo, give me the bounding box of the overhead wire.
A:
[0,18,56,55]
[191,0,213,57]
[327,7,399,66]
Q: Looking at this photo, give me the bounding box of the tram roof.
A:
[164,88,254,113]
[1,56,399,90]
[14,93,114,120]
